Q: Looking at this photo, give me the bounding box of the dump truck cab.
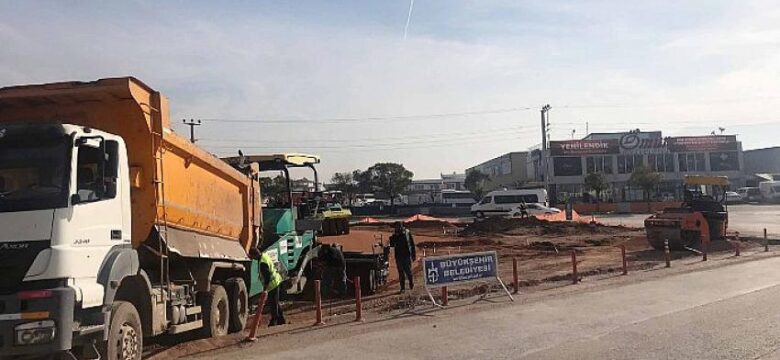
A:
[0,123,132,355]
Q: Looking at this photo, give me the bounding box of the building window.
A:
[648,154,674,172]
[709,151,739,171]
[617,155,644,174]
[553,157,583,176]
[678,153,706,172]
[586,156,613,174]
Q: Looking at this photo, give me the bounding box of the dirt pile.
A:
[461,216,628,236]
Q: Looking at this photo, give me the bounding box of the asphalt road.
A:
[599,203,780,237]
[203,255,780,360]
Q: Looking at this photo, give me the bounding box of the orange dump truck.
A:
[0,77,262,359]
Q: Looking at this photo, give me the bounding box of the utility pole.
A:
[182,119,201,143]
[540,104,551,192]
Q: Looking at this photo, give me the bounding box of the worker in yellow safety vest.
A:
[251,248,286,326]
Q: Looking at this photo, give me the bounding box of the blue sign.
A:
[423,251,498,288]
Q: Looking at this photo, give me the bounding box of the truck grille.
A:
[0,240,50,294]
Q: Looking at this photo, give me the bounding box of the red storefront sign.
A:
[550,139,620,156]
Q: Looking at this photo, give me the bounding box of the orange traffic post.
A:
[512,257,519,294]
[441,286,449,306]
[765,228,769,252]
[664,239,671,268]
[570,250,578,284]
[313,280,324,326]
[620,244,627,275]
[354,276,363,322]
[246,291,268,341]
[702,241,708,261]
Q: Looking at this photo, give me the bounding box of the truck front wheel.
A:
[227,278,248,333]
[201,285,230,338]
[104,301,143,360]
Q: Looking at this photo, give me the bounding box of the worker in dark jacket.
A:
[389,221,416,293]
[317,244,347,298]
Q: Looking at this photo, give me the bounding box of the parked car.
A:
[507,203,561,217]
[725,191,743,204]
[736,187,762,202]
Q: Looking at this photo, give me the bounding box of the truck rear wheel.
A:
[227,278,248,333]
[201,285,230,338]
[343,219,350,234]
[103,301,143,360]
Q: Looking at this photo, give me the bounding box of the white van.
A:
[759,181,780,202]
[440,189,477,206]
[471,188,548,218]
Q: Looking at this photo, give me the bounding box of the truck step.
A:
[168,320,203,335]
[77,324,105,336]
[185,306,202,316]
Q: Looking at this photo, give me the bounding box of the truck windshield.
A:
[0,133,71,212]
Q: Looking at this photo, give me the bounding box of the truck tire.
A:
[338,219,346,235]
[103,301,143,360]
[226,278,248,333]
[344,219,350,234]
[201,285,230,338]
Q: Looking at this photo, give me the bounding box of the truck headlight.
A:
[15,320,56,345]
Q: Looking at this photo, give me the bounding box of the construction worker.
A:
[250,248,285,326]
[521,202,530,219]
[389,221,416,293]
[317,244,347,298]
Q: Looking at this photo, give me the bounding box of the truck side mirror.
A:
[102,140,119,199]
[104,141,119,178]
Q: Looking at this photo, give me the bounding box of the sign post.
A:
[422,251,514,306]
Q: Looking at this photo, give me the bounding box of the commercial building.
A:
[407,173,468,205]
[547,131,745,202]
[465,151,532,191]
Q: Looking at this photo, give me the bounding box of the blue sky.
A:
[1,0,779,179]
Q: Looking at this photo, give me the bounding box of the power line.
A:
[199,106,537,124]
[197,125,531,145]
[192,96,780,126]
[202,131,528,152]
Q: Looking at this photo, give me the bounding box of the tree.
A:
[464,170,490,200]
[584,172,608,202]
[330,172,358,205]
[359,163,413,205]
[353,169,372,194]
[260,174,288,206]
[629,166,663,210]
